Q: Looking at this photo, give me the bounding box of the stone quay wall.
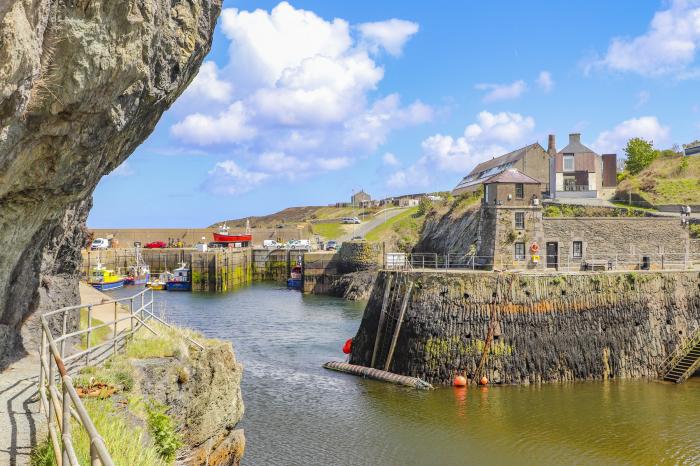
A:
[350,270,700,385]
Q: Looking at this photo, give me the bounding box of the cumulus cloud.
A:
[589,0,700,76]
[536,71,554,92]
[171,2,429,194]
[357,19,419,56]
[205,160,269,195]
[386,111,536,189]
[592,116,671,154]
[183,61,233,103]
[382,152,400,166]
[475,80,527,102]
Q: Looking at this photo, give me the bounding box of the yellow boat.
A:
[88,263,125,291]
[146,272,171,291]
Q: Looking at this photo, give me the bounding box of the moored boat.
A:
[166,262,191,291]
[88,263,125,291]
[287,265,303,290]
[146,271,171,291]
[124,245,150,285]
[212,223,252,246]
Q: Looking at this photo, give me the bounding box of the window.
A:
[573,241,583,259]
[514,242,525,260]
[515,183,524,199]
[514,212,525,229]
[563,154,574,172]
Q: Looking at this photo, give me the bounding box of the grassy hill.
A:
[616,154,700,205]
[210,205,378,228]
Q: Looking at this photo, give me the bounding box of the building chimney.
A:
[569,133,581,144]
[547,134,556,156]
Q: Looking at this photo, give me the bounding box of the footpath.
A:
[0,283,125,465]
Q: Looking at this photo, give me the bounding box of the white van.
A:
[289,239,310,250]
[90,238,109,250]
[263,240,281,249]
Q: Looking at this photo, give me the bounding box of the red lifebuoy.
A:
[342,338,353,354]
[530,243,540,253]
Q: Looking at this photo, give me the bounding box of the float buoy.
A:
[453,375,467,387]
[342,338,353,354]
[530,243,540,254]
[479,376,489,386]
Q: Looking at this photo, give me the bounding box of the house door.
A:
[546,242,558,269]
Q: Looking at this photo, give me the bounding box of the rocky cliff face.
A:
[413,204,481,256]
[0,0,221,366]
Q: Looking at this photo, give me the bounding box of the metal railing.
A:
[37,287,204,465]
[385,252,700,272]
[658,327,700,381]
[562,184,592,192]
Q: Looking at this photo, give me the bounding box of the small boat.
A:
[212,223,252,245]
[88,263,125,291]
[146,271,171,291]
[124,245,150,285]
[287,265,303,290]
[166,262,191,291]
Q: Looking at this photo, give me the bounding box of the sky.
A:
[89,0,700,228]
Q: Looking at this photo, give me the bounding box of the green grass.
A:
[617,155,700,205]
[311,222,346,239]
[79,308,111,349]
[32,398,167,466]
[365,207,426,252]
[543,204,649,218]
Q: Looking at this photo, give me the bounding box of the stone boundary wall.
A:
[337,241,382,273]
[350,270,700,385]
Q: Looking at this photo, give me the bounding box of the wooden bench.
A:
[582,259,612,271]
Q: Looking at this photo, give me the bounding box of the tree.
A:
[624,138,658,175]
[417,197,433,216]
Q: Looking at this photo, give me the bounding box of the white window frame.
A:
[572,241,583,259]
[514,212,525,230]
[514,242,526,260]
[563,154,575,172]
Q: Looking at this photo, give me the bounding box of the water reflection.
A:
[107,284,700,465]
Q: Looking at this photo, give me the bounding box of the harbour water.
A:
[108,283,700,465]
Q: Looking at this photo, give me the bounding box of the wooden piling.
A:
[371,274,394,368]
[384,281,413,372]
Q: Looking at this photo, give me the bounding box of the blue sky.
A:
[89,0,700,227]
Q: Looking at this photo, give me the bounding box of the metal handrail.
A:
[658,327,700,377]
[37,287,203,465]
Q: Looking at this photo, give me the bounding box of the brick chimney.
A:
[569,133,581,144]
[547,134,556,156]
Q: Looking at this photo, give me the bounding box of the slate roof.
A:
[452,142,544,191]
[484,168,541,184]
[558,139,596,155]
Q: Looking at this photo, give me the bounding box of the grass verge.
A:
[311,222,346,240]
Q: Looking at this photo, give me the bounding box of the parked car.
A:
[288,239,310,250]
[341,217,361,224]
[263,240,281,249]
[326,240,338,251]
[351,236,364,241]
[90,238,109,250]
[144,241,167,249]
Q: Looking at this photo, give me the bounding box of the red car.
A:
[144,241,167,249]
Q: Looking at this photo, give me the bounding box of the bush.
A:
[146,401,182,463]
[690,224,700,238]
[417,197,433,216]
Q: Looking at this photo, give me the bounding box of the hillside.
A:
[616,155,700,205]
[210,205,379,228]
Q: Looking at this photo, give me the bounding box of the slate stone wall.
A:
[350,270,700,385]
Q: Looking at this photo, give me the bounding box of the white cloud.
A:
[183,61,233,102]
[475,80,527,102]
[382,152,400,166]
[386,111,536,189]
[592,116,671,154]
[590,0,700,76]
[205,160,269,195]
[357,19,419,56]
[172,2,429,194]
[536,71,554,92]
[636,90,651,108]
[110,161,134,177]
[171,102,255,145]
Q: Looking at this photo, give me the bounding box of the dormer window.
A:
[563,154,574,172]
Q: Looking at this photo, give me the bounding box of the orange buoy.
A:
[479,376,489,385]
[530,242,540,253]
[342,338,353,354]
[453,375,467,387]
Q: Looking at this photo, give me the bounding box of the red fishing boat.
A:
[212,224,252,245]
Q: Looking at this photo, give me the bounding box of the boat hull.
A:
[147,283,166,290]
[287,278,302,290]
[166,281,191,291]
[213,233,252,243]
[89,280,125,291]
[125,274,149,286]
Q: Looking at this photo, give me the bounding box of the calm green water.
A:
[108,283,700,465]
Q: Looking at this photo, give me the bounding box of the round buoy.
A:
[479,376,489,385]
[453,375,467,387]
[342,338,353,354]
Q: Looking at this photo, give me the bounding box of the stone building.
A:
[452,142,552,195]
[351,190,371,206]
[475,169,690,271]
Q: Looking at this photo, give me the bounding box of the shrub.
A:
[146,401,182,463]
[417,197,433,216]
[690,224,700,238]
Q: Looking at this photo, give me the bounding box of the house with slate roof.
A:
[551,133,617,199]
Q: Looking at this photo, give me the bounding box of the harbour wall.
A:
[350,270,700,385]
